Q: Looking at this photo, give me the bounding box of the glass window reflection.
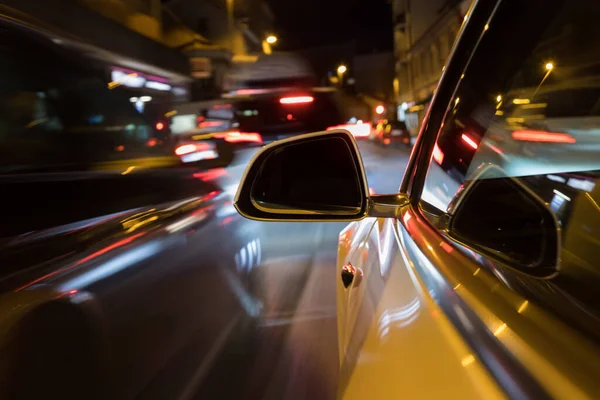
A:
[421,0,600,341]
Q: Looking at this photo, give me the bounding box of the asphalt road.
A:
[179,140,412,400]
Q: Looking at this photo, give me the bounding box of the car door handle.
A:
[341,263,363,288]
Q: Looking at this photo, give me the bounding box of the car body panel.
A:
[337,215,506,399]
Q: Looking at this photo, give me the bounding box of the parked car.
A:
[0,15,258,400]
[235,0,600,398]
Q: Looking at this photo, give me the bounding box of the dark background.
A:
[266,0,393,52]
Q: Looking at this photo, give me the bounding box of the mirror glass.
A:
[449,167,558,275]
[250,136,364,215]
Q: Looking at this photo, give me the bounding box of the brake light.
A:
[155,122,165,130]
[280,96,314,105]
[512,130,576,143]
[175,142,211,156]
[224,131,262,144]
[461,134,478,150]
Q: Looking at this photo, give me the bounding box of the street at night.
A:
[2,0,600,399]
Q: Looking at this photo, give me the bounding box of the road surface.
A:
[145,140,412,400]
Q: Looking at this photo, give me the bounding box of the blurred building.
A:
[392,0,471,135]
[352,52,395,102]
[162,0,275,99]
[2,0,274,102]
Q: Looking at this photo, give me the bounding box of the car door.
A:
[342,0,600,398]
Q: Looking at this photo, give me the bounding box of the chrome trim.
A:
[367,194,409,218]
[251,199,361,216]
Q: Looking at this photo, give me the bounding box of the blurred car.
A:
[372,119,411,148]
[0,15,258,399]
[234,0,600,398]
[223,87,345,144]
[169,88,344,148]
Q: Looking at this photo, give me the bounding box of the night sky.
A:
[266,0,393,52]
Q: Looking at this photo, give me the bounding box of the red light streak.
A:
[511,130,576,143]
[193,169,228,181]
[16,232,146,292]
[224,131,262,144]
[461,134,478,149]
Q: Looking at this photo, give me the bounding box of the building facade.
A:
[392,0,471,134]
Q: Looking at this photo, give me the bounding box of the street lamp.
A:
[266,35,277,44]
[533,61,555,99]
[336,65,347,87]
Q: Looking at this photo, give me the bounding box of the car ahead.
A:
[235,0,600,398]
[168,88,345,149]
[0,16,259,400]
[221,87,345,144]
[372,119,411,148]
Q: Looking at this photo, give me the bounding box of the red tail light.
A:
[224,131,262,144]
[175,143,211,156]
[461,134,479,150]
[155,122,165,130]
[280,96,314,105]
[511,130,576,143]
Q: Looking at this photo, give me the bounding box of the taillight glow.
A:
[461,134,478,149]
[220,131,263,144]
[433,143,444,165]
[175,144,198,155]
[280,96,314,105]
[175,142,211,156]
[155,122,165,130]
[511,130,576,143]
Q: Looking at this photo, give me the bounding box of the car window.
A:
[0,24,164,174]
[420,0,600,341]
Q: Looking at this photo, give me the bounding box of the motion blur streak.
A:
[461,134,478,149]
[60,240,165,290]
[15,232,147,291]
[511,130,577,143]
[279,96,314,104]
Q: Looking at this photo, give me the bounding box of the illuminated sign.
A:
[110,69,172,91]
[145,81,172,91]
[111,70,145,88]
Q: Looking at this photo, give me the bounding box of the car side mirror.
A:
[234,130,370,221]
[447,165,559,277]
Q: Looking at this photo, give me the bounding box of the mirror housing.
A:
[234,130,371,221]
[447,165,560,277]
